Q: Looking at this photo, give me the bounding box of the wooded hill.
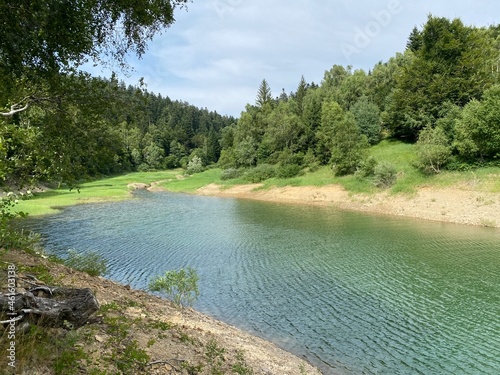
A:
[2,14,500,191]
[0,73,235,188]
[218,16,500,179]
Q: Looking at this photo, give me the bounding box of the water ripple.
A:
[24,191,500,375]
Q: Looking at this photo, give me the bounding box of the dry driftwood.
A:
[0,287,99,329]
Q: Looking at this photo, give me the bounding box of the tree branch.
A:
[0,95,54,117]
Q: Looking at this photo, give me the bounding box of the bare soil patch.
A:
[196,183,500,228]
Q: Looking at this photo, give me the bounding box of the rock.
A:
[95,334,106,343]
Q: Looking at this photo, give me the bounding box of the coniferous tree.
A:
[256,79,273,108]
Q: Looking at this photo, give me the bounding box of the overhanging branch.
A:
[0,95,54,117]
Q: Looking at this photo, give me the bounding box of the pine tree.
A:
[256,79,273,108]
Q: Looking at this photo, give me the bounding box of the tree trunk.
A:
[0,287,99,329]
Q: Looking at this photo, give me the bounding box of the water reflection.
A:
[25,190,500,374]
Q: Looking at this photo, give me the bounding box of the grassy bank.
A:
[15,141,500,217]
[15,170,183,216]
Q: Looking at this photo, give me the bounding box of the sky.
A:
[88,0,500,117]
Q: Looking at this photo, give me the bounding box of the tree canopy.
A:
[2,13,500,193]
[0,0,189,75]
[217,15,500,180]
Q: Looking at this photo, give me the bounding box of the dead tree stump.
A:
[0,287,99,329]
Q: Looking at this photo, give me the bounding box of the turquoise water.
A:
[27,191,500,374]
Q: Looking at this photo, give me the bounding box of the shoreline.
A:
[1,249,323,375]
[9,179,497,373]
[194,183,500,228]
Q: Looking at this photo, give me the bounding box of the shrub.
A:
[220,168,243,180]
[373,162,398,188]
[137,163,150,172]
[64,250,108,276]
[164,155,180,169]
[186,156,204,175]
[276,164,302,179]
[244,164,276,183]
[355,156,378,178]
[414,126,451,174]
[148,267,200,309]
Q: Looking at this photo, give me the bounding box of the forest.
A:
[217,16,500,182]
[1,13,500,192]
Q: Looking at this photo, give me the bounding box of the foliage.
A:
[415,126,452,174]
[232,350,254,375]
[218,148,238,169]
[236,136,258,168]
[143,142,165,170]
[148,267,200,309]
[0,1,234,191]
[0,0,189,75]
[0,74,235,188]
[0,192,33,249]
[276,164,302,179]
[356,156,378,178]
[373,162,398,188]
[244,164,276,183]
[454,85,500,160]
[351,97,381,145]
[387,16,497,140]
[186,156,204,175]
[205,339,226,374]
[217,16,500,178]
[220,168,243,180]
[255,79,273,108]
[329,111,369,176]
[64,250,108,276]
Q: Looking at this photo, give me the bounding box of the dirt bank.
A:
[196,183,500,228]
[0,249,322,374]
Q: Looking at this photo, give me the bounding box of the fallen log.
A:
[0,287,99,329]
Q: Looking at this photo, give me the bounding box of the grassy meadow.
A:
[15,141,500,217]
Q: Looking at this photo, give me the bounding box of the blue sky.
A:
[88,0,500,117]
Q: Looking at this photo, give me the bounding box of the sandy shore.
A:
[195,183,500,228]
[1,250,322,375]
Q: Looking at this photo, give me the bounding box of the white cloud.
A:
[100,0,500,117]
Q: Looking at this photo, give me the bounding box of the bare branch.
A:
[0,95,55,117]
[0,315,24,324]
[0,98,31,117]
[146,359,186,372]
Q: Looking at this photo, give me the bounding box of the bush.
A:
[414,126,451,174]
[373,162,398,188]
[137,163,150,172]
[220,168,243,180]
[148,267,200,309]
[276,164,302,179]
[164,155,180,169]
[186,156,204,175]
[0,192,40,251]
[244,164,276,183]
[355,156,378,178]
[64,250,108,276]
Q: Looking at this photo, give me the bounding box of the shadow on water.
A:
[24,190,500,375]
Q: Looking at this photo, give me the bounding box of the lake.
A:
[26,190,500,374]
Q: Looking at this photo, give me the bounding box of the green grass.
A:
[13,141,500,217]
[15,170,181,216]
[158,168,225,192]
[368,140,426,194]
[369,140,500,194]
